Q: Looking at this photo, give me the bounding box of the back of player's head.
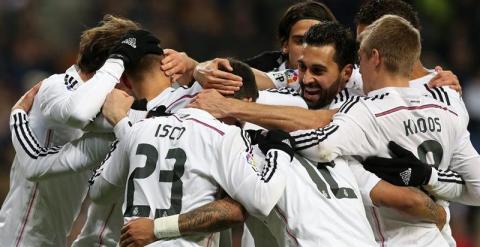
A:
[355,0,420,30]
[278,1,336,44]
[220,59,259,102]
[125,53,164,83]
[304,22,356,70]
[77,15,141,74]
[359,15,421,77]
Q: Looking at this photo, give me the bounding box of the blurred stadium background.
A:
[0,0,479,246]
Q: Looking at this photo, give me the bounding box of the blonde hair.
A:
[359,14,421,77]
[77,15,141,73]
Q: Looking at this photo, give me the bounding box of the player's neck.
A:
[411,60,430,80]
[133,73,170,101]
[370,71,410,92]
[79,71,93,82]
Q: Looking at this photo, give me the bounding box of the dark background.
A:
[0,0,479,246]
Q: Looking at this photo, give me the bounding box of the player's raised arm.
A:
[189,89,335,131]
[39,29,162,129]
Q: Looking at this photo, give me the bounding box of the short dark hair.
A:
[304,22,357,69]
[355,0,420,30]
[220,59,259,102]
[278,1,336,45]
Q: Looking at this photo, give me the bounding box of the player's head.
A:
[355,0,420,37]
[298,22,356,109]
[221,58,259,102]
[358,15,421,93]
[278,1,336,69]
[77,15,140,74]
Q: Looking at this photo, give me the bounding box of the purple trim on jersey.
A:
[98,203,116,246]
[274,206,299,246]
[16,183,38,247]
[166,93,198,111]
[186,118,224,135]
[375,104,458,117]
[371,207,385,247]
[171,114,184,123]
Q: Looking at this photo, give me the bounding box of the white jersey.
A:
[292,86,480,246]
[73,83,204,247]
[0,59,124,247]
[240,91,375,247]
[92,108,289,247]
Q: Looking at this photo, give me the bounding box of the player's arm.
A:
[213,129,292,217]
[189,89,335,131]
[291,99,378,162]
[426,131,480,205]
[371,181,446,229]
[39,30,160,129]
[10,84,127,181]
[119,196,246,246]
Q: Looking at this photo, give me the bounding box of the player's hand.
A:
[12,81,42,113]
[193,58,243,95]
[102,89,134,126]
[257,129,295,160]
[362,141,433,186]
[428,66,461,94]
[120,218,157,247]
[188,89,231,118]
[110,30,163,69]
[161,49,198,83]
[245,129,266,145]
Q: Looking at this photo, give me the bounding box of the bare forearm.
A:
[226,98,333,131]
[252,68,275,90]
[178,197,246,235]
[401,187,446,229]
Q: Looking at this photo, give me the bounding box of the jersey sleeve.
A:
[212,128,289,217]
[291,98,380,162]
[39,58,124,129]
[348,160,381,207]
[89,136,130,204]
[425,130,480,205]
[265,69,300,90]
[10,109,114,181]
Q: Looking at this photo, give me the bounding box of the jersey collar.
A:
[146,87,176,111]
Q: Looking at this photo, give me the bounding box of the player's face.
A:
[283,19,321,69]
[298,44,345,109]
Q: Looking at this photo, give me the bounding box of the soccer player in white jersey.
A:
[87,58,295,247]
[291,15,480,247]
[0,15,165,246]
[120,22,447,247]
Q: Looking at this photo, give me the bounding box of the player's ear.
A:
[281,40,289,55]
[371,49,381,68]
[341,64,353,82]
[120,74,132,90]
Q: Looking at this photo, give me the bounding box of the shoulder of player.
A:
[337,94,378,115]
[264,86,299,96]
[420,83,460,107]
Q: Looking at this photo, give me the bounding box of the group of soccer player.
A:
[1,0,478,246]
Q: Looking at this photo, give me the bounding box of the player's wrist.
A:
[153,215,180,239]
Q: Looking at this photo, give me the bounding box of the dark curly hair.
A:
[355,0,420,30]
[304,22,357,69]
[278,1,336,45]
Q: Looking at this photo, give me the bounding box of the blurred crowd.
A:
[0,0,479,246]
